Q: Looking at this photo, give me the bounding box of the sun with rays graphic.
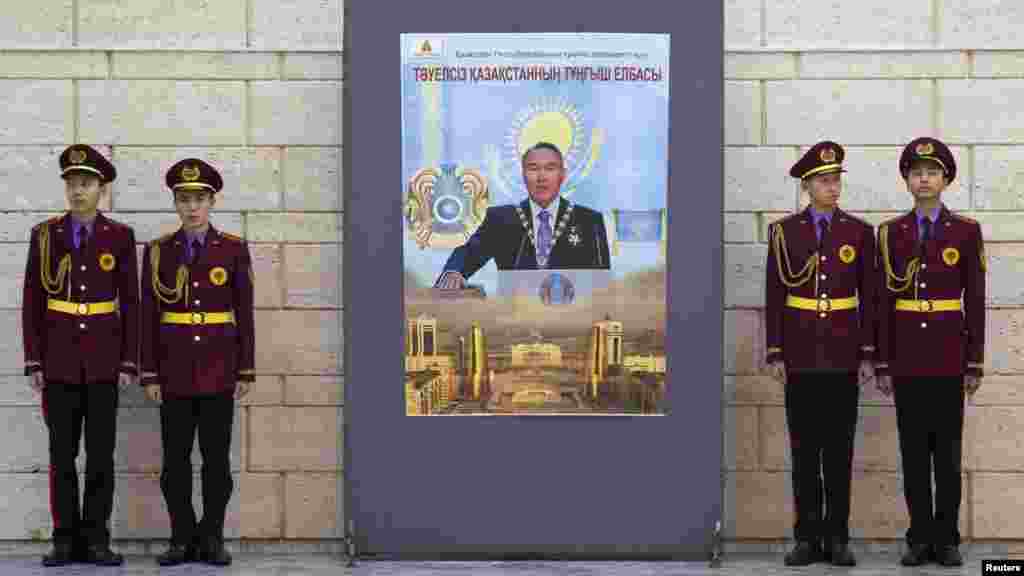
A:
[486,98,604,203]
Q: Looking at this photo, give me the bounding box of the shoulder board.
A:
[839,212,870,227]
[220,232,244,242]
[151,232,175,247]
[102,218,132,233]
[771,213,800,228]
[879,215,904,228]
[34,215,62,230]
[950,213,978,225]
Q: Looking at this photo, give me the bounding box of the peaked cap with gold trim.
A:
[899,136,956,184]
[59,144,116,183]
[166,158,223,194]
[789,141,846,180]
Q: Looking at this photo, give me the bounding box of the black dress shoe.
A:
[200,540,232,566]
[157,543,193,566]
[85,544,124,566]
[41,542,74,567]
[934,544,963,567]
[830,541,857,566]
[72,540,88,563]
[784,541,821,566]
[901,542,931,566]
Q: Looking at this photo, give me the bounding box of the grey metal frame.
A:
[343,0,723,560]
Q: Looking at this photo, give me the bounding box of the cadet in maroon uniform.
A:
[140,159,254,567]
[875,138,984,568]
[764,142,876,567]
[22,144,138,567]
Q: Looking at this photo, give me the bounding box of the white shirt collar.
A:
[530,195,560,230]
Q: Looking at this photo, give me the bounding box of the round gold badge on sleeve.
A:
[209,267,228,286]
[839,244,857,264]
[943,247,960,266]
[99,253,116,271]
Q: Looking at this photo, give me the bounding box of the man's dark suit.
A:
[442,197,611,279]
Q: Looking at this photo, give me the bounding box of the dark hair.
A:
[521,141,564,165]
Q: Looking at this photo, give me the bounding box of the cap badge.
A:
[181,165,201,182]
[819,148,837,163]
[916,142,935,156]
[69,149,86,164]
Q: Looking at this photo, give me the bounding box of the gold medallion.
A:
[820,148,836,163]
[98,253,116,271]
[839,244,857,264]
[209,266,228,286]
[942,247,960,266]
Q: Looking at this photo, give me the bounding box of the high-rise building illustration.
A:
[405,314,455,413]
[407,314,437,357]
[587,317,624,397]
[466,321,488,400]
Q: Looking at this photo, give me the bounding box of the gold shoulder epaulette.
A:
[33,216,60,232]
[220,231,244,242]
[151,232,175,246]
[879,215,903,228]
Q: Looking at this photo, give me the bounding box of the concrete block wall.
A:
[724,0,1024,546]
[6,0,1024,553]
[1,0,342,545]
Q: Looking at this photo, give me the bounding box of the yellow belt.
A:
[895,299,962,312]
[785,295,858,312]
[47,298,116,316]
[160,311,236,325]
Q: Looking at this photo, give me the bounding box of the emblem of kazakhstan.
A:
[484,97,604,204]
[406,164,489,249]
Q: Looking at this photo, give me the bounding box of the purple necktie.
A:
[537,209,552,267]
[190,238,202,265]
[77,226,89,252]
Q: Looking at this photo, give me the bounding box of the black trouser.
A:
[159,392,234,546]
[784,371,859,546]
[42,380,118,548]
[893,376,965,548]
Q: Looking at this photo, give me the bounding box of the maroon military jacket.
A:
[22,212,139,383]
[764,207,877,373]
[140,226,255,398]
[876,206,985,378]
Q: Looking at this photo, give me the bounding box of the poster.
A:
[401,33,669,416]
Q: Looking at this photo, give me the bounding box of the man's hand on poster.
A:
[435,271,466,290]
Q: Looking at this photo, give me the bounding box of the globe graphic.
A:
[433,195,463,224]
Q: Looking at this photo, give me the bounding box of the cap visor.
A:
[172,182,216,191]
[801,165,846,179]
[61,166,104,179]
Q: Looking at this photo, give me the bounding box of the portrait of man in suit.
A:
[435,142,611,290]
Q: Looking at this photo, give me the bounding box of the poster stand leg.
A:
[343,519,357,567]
[709,519,723,567]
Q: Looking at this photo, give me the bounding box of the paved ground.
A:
[0,554,996,575]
